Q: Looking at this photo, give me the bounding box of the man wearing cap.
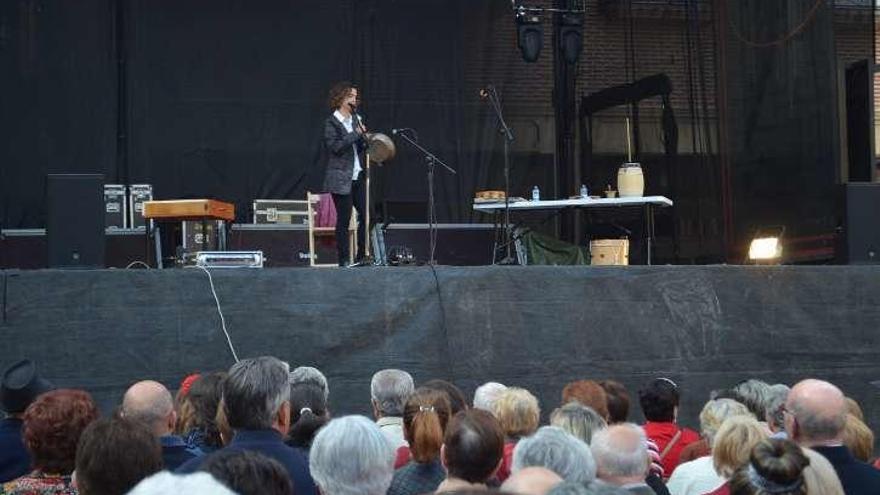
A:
[0,359,53,482]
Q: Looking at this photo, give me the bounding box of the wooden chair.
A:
[307,192,356,267]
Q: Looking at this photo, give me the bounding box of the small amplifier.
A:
[253,199,309,225]
[129,184,153,229]
[104,184,127,229]
[195,251,264,268]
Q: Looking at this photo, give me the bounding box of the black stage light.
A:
[559,13,583,65]
[516,9,543,63]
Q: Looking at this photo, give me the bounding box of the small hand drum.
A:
[367,133,396,164]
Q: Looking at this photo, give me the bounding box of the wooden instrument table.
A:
[143,199,236,268]
[473,196,673,265]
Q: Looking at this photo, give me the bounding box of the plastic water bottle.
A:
[532,186,540,201]
[580,184,588,198]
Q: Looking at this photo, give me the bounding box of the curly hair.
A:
[175,372,226,449]
[327,81,356,111]
[23,388,99,474]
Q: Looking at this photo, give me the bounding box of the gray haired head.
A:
[550,481,629,495]
[512,426,597,484]
[309,415,395,495]
[731,379,773,419]
[290,366,329,402]
[765,384,790,432]
[698,398,752,447]
[590,423,649,481]
[473,382,508,413]
[223,356,290,430]
[370,369,414,417]
[550,402,607,445]
[128,472,236,495]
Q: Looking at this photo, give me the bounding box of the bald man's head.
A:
[786,379,846,446]
[501,467,563,495]
[121,380,176,436]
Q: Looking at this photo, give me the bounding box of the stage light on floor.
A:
[749,237,781,261]
[515,8,543,63]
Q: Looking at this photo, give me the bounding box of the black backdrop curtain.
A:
[1,0,555,228]
[720,0,840,245]
[0,0,118,228]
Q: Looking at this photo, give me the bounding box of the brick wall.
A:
[463,1,874,155]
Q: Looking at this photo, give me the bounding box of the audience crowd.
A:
[0,357,878,495]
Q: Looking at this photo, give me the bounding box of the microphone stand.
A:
[351,108,373,265]
[483,85,516,264]
[393,129,456,265]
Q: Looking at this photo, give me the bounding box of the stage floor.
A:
[2,265,879,433]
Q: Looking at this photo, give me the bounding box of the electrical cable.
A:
[192,265,240,363]
[427,263,454,383]
[728,0,824,49]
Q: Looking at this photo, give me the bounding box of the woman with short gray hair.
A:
[512,426,597,484]
[309,415,395,495]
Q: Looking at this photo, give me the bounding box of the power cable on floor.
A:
[192,265,240,363]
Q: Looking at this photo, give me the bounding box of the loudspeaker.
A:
[47,174,105,268]
[837,183,880,264]
[1,228,149,270]
[228,224,314,267]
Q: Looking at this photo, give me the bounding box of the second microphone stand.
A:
[394,129,456,265]
[483,85,516,264]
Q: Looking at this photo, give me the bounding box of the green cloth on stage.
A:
[519,230,588,265]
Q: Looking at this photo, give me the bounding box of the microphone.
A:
[479,85,495,99]
[392,128,411,135]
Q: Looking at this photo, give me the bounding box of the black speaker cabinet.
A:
[1,228,148,270]
[228,224,314,267]
[46,174,105,268]
[379,224,495,266]
[837,183,880,264]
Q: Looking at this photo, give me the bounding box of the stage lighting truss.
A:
[511,1,586,64]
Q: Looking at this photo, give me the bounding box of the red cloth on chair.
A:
[315,193,337,228]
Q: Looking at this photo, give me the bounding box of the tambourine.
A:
[366,133,396,164]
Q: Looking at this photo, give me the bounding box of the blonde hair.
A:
[844,397,864,422]
[712,415,768,477]
[841,413,874,462]
[493,387,540,439]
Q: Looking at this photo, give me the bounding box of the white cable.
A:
[193,265,240,363]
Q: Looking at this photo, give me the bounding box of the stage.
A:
[2,265,879,432]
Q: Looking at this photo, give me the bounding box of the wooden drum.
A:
[590,239,629,266]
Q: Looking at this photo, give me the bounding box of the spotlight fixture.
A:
[747,227,785,264]
[515,8,543,63]
[558,13,584,65]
